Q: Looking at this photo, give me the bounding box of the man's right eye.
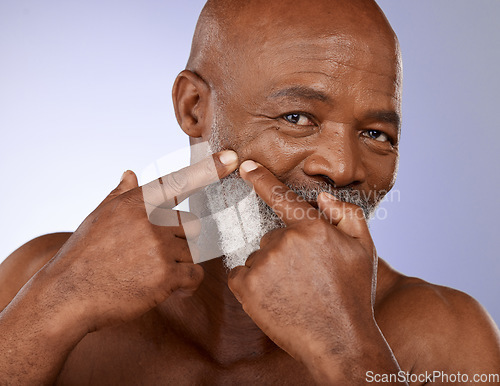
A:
[283,113,314,126]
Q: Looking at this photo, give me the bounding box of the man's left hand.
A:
[228,160,402,383]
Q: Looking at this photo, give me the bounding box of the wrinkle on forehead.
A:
[187,0,402,113]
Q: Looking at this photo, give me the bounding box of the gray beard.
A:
[201,171,283,269]
[194,122,379,270]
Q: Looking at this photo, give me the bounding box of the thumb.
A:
[318,192,375,254]
[98,170,139,208]
[116,170,139,193]
[317,192,370,239]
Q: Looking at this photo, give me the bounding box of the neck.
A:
[157,256,401,365]
[158,258,278,365]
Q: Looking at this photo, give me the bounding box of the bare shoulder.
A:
[0,232,72,311]
[375,266,500,376]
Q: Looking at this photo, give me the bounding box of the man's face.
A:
[204,24,401,208]
[195,5,402,268]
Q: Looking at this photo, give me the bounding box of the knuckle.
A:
[280,228,305,249]
[259,233,272,248]
[122,188,143,206]
[245,249,261,266]
[202,158,218,181]
[228,268,243,289]
[343,202,363,217]
[163,171,190,195]
[269,186,285,204]
[251,171,267,188]
[185,264,202,283]
[244,271,260,294]
[283,226,301,240]
[116,192,145,215]
[108,187,122,199]
[302,218,329,237]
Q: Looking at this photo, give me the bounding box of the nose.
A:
[303,126,366,188]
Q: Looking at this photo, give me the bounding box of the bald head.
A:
[187,0,400,96]
[175,0,403,244]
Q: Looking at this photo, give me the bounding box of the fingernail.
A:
[240,160,258,173]
[219,150,238,165]
[321,192,337,201]
[120,170,130,182]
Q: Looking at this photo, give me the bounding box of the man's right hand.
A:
[0,149,238,383]
[33,149,238,332]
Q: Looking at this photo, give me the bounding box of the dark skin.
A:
[1,0,499,384]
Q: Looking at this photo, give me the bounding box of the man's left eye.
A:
[364,129,390,142]
[283,113,314,126]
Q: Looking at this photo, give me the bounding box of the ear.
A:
[172,70,212,138]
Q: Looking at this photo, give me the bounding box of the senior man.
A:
[1,0,499,384]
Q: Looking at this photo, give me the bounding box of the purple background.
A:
[1,1,499,325]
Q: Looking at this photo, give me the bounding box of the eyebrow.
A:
[268,86,401,129]
[362,110,401,130]
[269,86,331,103]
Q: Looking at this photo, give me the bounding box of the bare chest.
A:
[56,329,315,386]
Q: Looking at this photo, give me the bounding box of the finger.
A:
[228,249,265,302]
[150,210,201,240]
[172,262,205,295]
[227,265,248,303]
[244,249,260,268]
[259,227,284,249]
[96,170,139,210]
[317,192,370,240]
[141,150,238,210]
[166,236,200,263]
[239,160,319,225]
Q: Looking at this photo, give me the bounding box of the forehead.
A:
[230,30,402,114]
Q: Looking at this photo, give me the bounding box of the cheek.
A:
[364,152,399,196]
[232,128,311,178]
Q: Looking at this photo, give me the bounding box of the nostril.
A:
[319,175,336,188]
